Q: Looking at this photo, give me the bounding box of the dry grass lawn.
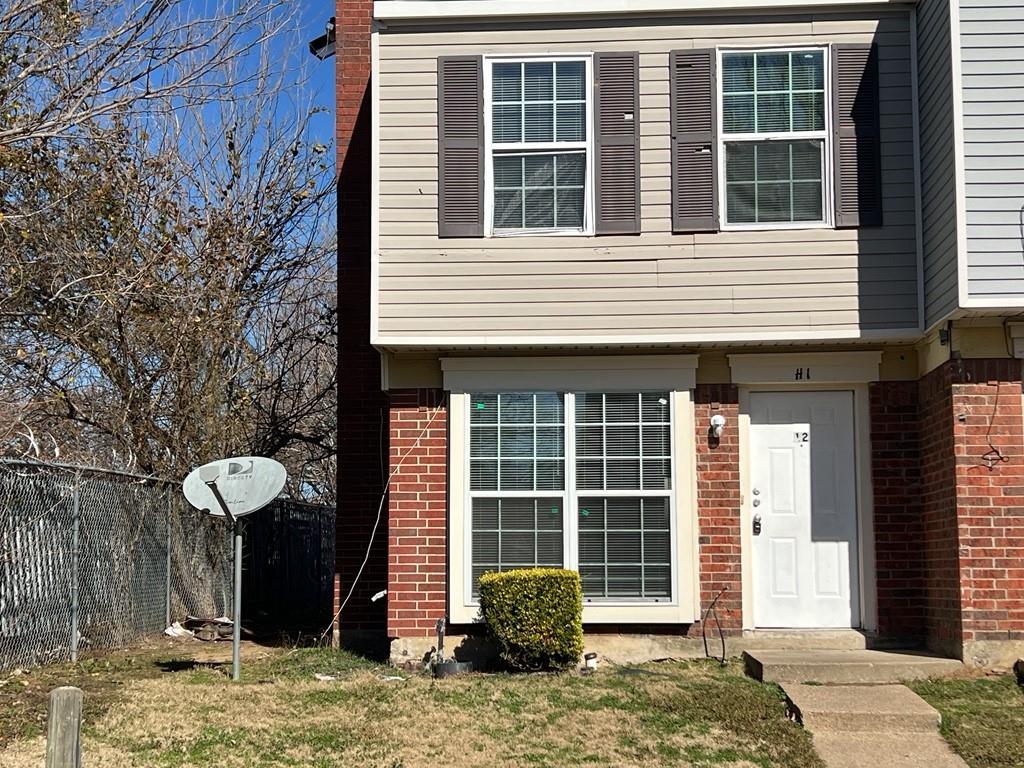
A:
[0,639,824,768]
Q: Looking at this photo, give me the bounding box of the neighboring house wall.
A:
[375,10,919,342]
[917,0,961,327]
[336,0,389,650]
[960,0,1024,302]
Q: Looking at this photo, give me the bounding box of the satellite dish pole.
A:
[199,465,242,681]
[183,457,288,683]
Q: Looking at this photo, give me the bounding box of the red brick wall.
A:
[919,362,964,654]
[335,1,387,644]
[918,358,1024,656]
[387,390,449,638]
[869,381,925,641]
[949,360,1024,650]
[691,384,742,633]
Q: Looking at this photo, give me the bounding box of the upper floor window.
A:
[486,58,592,235]
[719,49,829,228]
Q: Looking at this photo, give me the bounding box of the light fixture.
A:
[710,414,726,439]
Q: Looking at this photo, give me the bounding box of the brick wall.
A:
[869,381,925,641]
[919,362,964,655]
[387,390,449,638]
[335,0,387,645]
[949,360,1024,654]
[691,384,742,633]
[918,358,1024,659]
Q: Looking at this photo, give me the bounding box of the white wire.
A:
[321,399,444,643]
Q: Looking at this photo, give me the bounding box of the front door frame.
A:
[731,352,879,632]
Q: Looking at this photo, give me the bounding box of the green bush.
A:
[478,568,584,671]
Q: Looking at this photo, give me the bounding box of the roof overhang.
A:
[375,0,916,22]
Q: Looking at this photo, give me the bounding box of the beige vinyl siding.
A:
[377,10,919,340]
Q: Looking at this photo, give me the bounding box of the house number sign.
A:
[795,431,809,444]
[794,367,812,380]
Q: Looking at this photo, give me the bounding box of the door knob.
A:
[753,514,762,536]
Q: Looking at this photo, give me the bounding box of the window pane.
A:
[494,190,523,229]
[755,52,789,91]
[471,498,564,596]
[470,393,498,424]
[494,155,522,188]
[524,103,554,142]
[556,61,586,99]
[556,153,585,186]
[641,393,670,422]
[535,393,564,423]
[500,425,533,457]
[555,103,585,141]
[757,182,791,223]
[791,140,822,180]
[726,142,755,182]
[524,154,554,187]
[472,425,498,457]
[793,181,823,221]
[524,62,553,101]
[727,183,756,224]
[577,497,672,600]
[792,91,824,132]
[722,53,754,93]
[493,104,522,143]
[756,142,790,182]
[723,93,755,134]
[756,93,790,132]
[791,50,824,90]
[493,63,522,102]
[471,459,498,490]
[500,393,533,423]
[525,188,555,228]
[556,188,584,229]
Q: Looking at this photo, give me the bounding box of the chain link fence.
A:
[0,460,235,671]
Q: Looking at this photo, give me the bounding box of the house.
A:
[336,0,1024,668]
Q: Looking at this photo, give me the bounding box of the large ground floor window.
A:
[467,390,674,604]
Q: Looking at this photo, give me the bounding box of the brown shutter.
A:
[438,56,484,237]
[594,52,640,235]
[832,44,882,228]
[670,49,718,233]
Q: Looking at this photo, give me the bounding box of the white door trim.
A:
[738,383,877,631]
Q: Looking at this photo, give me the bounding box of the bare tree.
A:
[0,2,337,501]
[0,0,290,147]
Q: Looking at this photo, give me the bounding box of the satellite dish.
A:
[183,456,287,518]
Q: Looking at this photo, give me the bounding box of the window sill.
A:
[450,600,695,625]
[489,228,591,238]
[720,221,832,232]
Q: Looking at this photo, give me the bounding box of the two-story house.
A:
[336,0,1024,668]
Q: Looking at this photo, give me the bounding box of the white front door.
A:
[750,391,860,628]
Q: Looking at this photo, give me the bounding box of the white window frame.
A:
[483,53,596,237]
[445,356,699,625]
[716,45,833,231]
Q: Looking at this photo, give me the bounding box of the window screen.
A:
[721,50,827,225]
[471,498,564,595]
[490,60,588,233]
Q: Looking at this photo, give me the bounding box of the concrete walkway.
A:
[783,682,968,768]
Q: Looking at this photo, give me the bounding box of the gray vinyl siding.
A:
[960,0,1024,301]
[377,11,919,340]
[917,0,961,326]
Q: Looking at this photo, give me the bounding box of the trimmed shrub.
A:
[478,568,584,671]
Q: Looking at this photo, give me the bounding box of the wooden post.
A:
[45,686,83,768]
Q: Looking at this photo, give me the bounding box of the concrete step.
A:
[744,649,963,684]
[782,683,941,733]
[811,731,968,768]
